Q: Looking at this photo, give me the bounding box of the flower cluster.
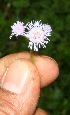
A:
[10,20,52,51]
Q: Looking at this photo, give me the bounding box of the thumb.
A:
[0,59,40,115]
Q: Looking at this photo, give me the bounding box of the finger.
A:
[33,55,59,87]
[34,108,48,115]
[0,52,59,87]
[0,59,40,114]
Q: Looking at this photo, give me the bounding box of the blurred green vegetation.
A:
[0,0,70,114]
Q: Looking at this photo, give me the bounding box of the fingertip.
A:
[34,55,59,87]
[0,59,40,115]
[42,56,59,77]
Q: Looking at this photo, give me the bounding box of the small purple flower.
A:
[9,21,25,39]
[25,20,52,51]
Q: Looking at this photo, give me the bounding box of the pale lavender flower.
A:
[25,20,52,51]
[9,21,25,39]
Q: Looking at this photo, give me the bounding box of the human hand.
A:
[0,52,59,115]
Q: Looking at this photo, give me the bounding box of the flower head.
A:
[9,21,25,39]
[25,20,52,51]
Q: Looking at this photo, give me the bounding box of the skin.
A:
[0,52,59,115]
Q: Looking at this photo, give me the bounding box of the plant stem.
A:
[30,50,34,63]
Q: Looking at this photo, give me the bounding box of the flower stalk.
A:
[30,50,34,63]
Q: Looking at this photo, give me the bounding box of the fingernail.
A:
[1,60,29,94]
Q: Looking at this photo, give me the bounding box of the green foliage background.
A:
[0,0,70,114]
